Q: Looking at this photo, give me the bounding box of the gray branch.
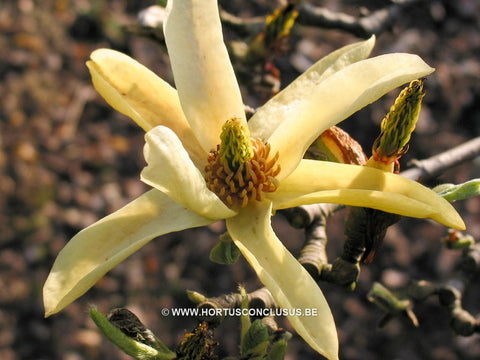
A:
[297,0,423,38]
[402,136,480,181]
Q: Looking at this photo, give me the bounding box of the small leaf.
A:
[90,308,175,360]
[107,308,173,354]
[239,285,251,350]
[209,233,240,264]
[442,230,475,250]
[241,319,270,357]
[367,283,418,327]
[434,179,480,202]
[187,290,208,304]
[267,339,288,360]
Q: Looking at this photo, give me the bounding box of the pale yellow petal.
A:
[141,126,237,220]
[87,49,205,167]
[226,202,339,360]
[249,36,375,140]
[164,0,246,153]
[269,160,465,229]
[267,54,434,180]
[43,190,214,317]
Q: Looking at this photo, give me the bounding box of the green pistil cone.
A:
[219,117,253,172]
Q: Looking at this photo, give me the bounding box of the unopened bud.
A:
[368,79,426,172]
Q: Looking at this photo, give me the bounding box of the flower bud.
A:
[368,79,426,172]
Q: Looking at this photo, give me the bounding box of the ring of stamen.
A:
[205,138,281,210]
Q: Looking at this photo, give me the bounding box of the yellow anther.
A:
[205,135,280,210]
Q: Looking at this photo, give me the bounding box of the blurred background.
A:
[1,0,480,359]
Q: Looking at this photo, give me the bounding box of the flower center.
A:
[205,118,280,210]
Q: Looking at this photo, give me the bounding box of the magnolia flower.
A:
[43,1,465,359]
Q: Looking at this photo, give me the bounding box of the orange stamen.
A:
[205,138,280,210]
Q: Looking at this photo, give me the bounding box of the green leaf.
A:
[239,286,251,351]
[267,339,288,360]
[209,233,241,264]
[241,319,270,357]
[434,179,480,202]
[90,308,175,360]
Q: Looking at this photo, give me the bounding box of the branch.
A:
[219,8,265,37]
[187,288,276,325]
[296,0,423,38]
[219,0,425,39]
[402,136,480,181]
[280,203,341,229]
[131,1,426,48]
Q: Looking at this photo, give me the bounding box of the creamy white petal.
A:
[267,54,434,181]
[44,189,214,317]
[248,36,375,140]
[227,201,339,360]
[164,0,246,153]
[141,126,237,220]
[87,49,205,168]
[269,160,465,229]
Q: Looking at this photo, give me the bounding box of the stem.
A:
[401,137,480,181]
[299,215,329,279]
